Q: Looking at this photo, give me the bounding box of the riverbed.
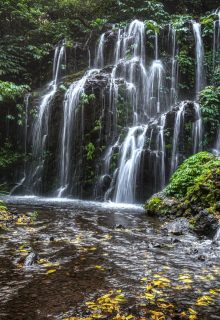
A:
[0,196,220,319]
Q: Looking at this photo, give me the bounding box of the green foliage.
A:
[200,86,220,147]
[0,81,29,102]
[177,50,194,90]
[85,143,95,161]
[80,93,96,105]
[91,18,108,30]
[213,67,220,87]
[165,152,218,198]
[0,141,23,169]
[0,201,7,213]
[146,152,220,219]
[110,152,119,174]
[93,120,102,132]
[201,13,215,36]
[144,20,160,34]
[145,196,163,213]
[171,15,192,33]
[117,0,169,23]
[117,85,132,128]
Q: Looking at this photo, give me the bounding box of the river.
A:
[0,197,220,319]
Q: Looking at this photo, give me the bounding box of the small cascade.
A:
[213,128,220,155]
[103,139,120,174]
[213,9,220,69]
[114,126,147,203]
[56,69,98,197]
[192,102,203,154]
[28,43,66,193]
[170,102,186,174]
[147,60,166,116]
[192,21,206,98]
[169,26,178,106]
[170,101,203,175]
[10,93,31,195]
[95,33,105,68]
[157,114,166,189]
[146,32,167,117]
[214,224,220,241]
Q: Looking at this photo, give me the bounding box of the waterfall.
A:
[56,69,98,197]
[169,26,178,106]
[27,43,66,193]
[214,225,220,241]
[170,101,203,175]
[10,93,31,195]
[114,126,147,203]
[12,18,211,203]
[147,60,166,116]
[192,21,206,98]
[170,102,185,174]
[192,102,203,154]
[213,128,220,156]
[213,9,220,69]
[157,114,166,189]
[95,33,105,68]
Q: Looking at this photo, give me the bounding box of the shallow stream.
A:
[0,197,220,319]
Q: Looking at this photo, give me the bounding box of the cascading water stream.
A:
[213,128,220,156]
[157,114,166,189]
[192,102,203,154]
[13,18,211,204]
[114,126,148,203]
[56,69,99,197]
[106,21,150,202]
[213,9,220,69]
[169,26,178,106]
[95,33,105,68]
[147,60,165,116]
[10,93,31,195]
[192,21,206,98]
[27,43,66,193]
[213,14,220,158]
[170,102,185,174]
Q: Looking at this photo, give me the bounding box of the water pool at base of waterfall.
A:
[0,197,220,319]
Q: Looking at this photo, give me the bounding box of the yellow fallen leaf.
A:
[145,293,155,300]
[209,289,219,296]
[95,265,105,270]
[178,274,193,284]
[196,295,214,306]
[188,308,197,315]
[47,269,57,274]
[189,315,197,320]
[141,277,148,281]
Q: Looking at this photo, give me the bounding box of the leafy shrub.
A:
[0,141,23,169]
[0,81,29,102]
[165,152,219,198]
[199,86,220,147]
[85,143,95,161]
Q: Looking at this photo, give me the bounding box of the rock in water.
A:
[24,252,39,267]
[162,218,189,236]
[192,210,219,237]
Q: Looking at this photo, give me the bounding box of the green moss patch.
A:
[145,152,220,222]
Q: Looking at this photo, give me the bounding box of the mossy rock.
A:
[165,152,220,199]
[145,152,220,228]
[144,194,178,216]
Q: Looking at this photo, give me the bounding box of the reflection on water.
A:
[0,197,220,319]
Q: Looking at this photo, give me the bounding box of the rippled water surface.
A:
[0,196,220,319]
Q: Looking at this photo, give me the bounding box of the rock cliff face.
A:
[1,15,219,203]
